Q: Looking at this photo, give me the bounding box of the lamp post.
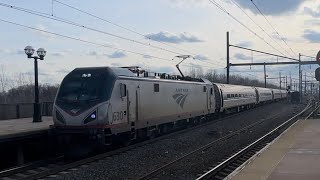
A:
[24,46,46,122]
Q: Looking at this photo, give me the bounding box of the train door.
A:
[125,81,139,124]
[122,80,139,140]
[209,86,215,111]
[255,88,259,103]
[271,90,274,100]
[206,86,210,111]
[213,84,222,112]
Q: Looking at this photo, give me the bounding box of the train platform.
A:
[0,117,52,143]
[230,117,320,180]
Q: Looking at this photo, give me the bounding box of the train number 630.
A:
[112,111,124,122]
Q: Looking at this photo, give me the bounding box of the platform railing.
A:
[0,102,53,120]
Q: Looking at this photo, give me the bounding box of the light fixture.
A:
[36,48,46,60]
[24,45,35,58]
[23,45,47,122]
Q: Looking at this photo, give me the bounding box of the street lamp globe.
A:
[24,46,35,58]
[37,48,46,60]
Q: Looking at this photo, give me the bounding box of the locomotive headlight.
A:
[84,111,97,124]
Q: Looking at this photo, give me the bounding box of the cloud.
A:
[151,66,176,73]
[106,51,126,59]
[16,50,25,55]
[236,41,253,47]
[87,51,98,56]
[111,63,123,67]
[303,29,320,43]
[194,54,208,60]
[304,19,320,26]
[234,53,251,60]
[0,49,13,54]
[143,55,152,59]
[303,7,320,17]
[39,72,50,76]
[145,31,203,44]
[56,69,70,74]
[51,52,64,57]
[232,0,307,16]
[31,24,54,38]
[271,32,288,41]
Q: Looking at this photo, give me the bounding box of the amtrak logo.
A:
[172,94,188,108]
[70,109,80,114]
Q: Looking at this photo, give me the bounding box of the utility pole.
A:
[279,72,282,89]
[305,72,307,95]
[226,32,230,84]
[285,76,287,89]
[264,63,266,88]
[299,53,302,103]
[290,71,292,88]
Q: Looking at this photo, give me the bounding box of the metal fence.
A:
[0,102,53,120]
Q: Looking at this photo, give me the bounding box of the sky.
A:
[0,0,319,87]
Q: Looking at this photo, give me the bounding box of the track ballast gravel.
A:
[54,102,303,180]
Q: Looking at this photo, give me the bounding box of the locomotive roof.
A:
[72,66,210,84]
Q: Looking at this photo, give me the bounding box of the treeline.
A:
[0,68,279,104]
[0,85,59,104]
[188,68,279,89]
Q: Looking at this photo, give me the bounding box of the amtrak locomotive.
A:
[51,66,287,146]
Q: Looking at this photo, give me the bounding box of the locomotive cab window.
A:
[120,83,127,97]
[154,84,159,92]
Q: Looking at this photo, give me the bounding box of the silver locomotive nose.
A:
[53,102,110,126]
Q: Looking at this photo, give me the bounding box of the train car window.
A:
[231,94,234,98]
[203,86,207,92]
[227,94,230,98]
[210,88,213,95]
[235,94,238,97]
[239,94,242,97]
[120,83,127,97]
[154,84,159,92]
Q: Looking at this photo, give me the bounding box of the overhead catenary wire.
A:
[250,0,296,56]
[0,19,168,60]
[0,3,179,55]
[53,0,226,67]
[53,0,202,57]
[229,0,293,58]
[0,2,226,68]
[0,18,225,71]
[208,0,286,57]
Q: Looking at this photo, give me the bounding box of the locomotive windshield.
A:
[56,68,116,106]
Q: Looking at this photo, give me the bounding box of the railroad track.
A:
[196,102,318,180]
[0,102,271,180]
[136,102,312,180]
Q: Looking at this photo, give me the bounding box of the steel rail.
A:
[0,102,268,180]
[196,101,317,180]
[136,103,301,180]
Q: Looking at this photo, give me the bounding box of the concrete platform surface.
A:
[231,118,320,180]
[0,117,53,141]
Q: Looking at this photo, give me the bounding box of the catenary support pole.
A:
[299,53,302,103]
[264,63,266,88]
[227,32,230,84]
